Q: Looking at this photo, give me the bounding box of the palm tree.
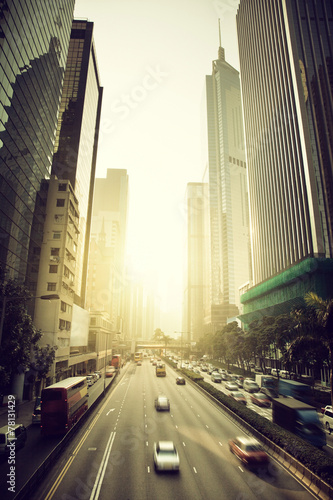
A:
[290,292,333,406]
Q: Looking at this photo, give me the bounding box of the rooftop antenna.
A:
[218,18,225,61]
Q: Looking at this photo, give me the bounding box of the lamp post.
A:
[0,293,60,346]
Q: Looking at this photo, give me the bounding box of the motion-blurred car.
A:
[176,377,186,385]
[229,391,247,405]
[153,441,180,472]
[225,382,239,391]
[260,387,279,400]
[211,372,222,383]
[243,379,260,393]
[229,436,269,468]
[250,393,271,408]
[155,396,170,411]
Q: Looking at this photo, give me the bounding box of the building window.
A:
[47,283,57,291]
[60,301,67,312]
[49,265,58,273]
[53,232,61,239]
[51,248,60,256]
[90,318,96,326]
[56,199,65,207]
[58,184,67,191]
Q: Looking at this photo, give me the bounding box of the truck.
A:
[255,374,276,389]
[278,379,312,404]
[156,363,166,377]
[272,397,326,448]
[111,354,122,370]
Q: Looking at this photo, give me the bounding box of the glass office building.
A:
[206,45,251,327]
[52,20,103,305]
[0,0,75,282]
[237,0,333,323]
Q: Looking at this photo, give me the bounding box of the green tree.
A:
[287,292,333,405]
[0,268,41,391]
[30,344,58,395]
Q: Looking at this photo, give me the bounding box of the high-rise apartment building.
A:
[184,183,211,341]
[0,0,75,283]
[206,43,251,330]
[237,0,333,325]
[88,169,129,332]
[52,20,103,306]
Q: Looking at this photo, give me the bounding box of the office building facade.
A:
[237,0,333,324]
[206,45,251,329]
[184,183,211,341]
[0,0,75,283]
[52,20,103,306]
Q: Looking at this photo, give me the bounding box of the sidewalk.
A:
[0,399,35,429]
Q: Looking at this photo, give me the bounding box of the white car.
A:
[153,441,180,471]
[155,396,170,411]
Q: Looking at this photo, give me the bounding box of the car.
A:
[153,441,180,472]
[323,407,333,432]
[225,382,239,391]
[260,387,279,400]
[211,372,222,383]
[271,368,278,377]
[137,361,142,366]
[193,368,201,374]
[176,377,186,385]
[31,396,41,424]
[243,379,260,393]
[0,424,27,456]
[250,392,271,407]
[229,436,269,468]
[86,375,94,387]
[280,370,290,379]
[154,396,170,411]
[321,405,332,414]
[94,371,102,379]
[229,391,247,405]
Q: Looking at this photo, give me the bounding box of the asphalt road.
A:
[0,373,115,500]
[30,360,316,500]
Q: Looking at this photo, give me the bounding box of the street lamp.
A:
[0,294,60,345]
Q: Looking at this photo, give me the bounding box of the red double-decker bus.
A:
[41,377,88,436]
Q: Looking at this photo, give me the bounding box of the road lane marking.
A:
[90,431,116,500]
[193,467,197,473]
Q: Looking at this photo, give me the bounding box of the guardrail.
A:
[14,373,118,500]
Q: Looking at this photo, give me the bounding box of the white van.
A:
[0,424,27,456]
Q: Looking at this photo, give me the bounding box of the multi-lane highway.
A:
[31,359,316,500]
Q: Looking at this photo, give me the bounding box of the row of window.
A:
[229,156,246,168]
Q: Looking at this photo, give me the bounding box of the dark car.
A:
[229,437,269,468]
[250,392,271,408]
[176,377,186,385]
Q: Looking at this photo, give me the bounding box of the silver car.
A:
[153,441,180,471]
[155,395,170,411]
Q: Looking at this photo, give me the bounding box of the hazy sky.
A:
[74,0,240,335]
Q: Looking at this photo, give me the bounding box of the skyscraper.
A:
[0,0,75,283]
[206,41,251,330]
[237,0,333,324]
[184,183,211,341]
[52,20,103,306]
[88,169,129,331]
